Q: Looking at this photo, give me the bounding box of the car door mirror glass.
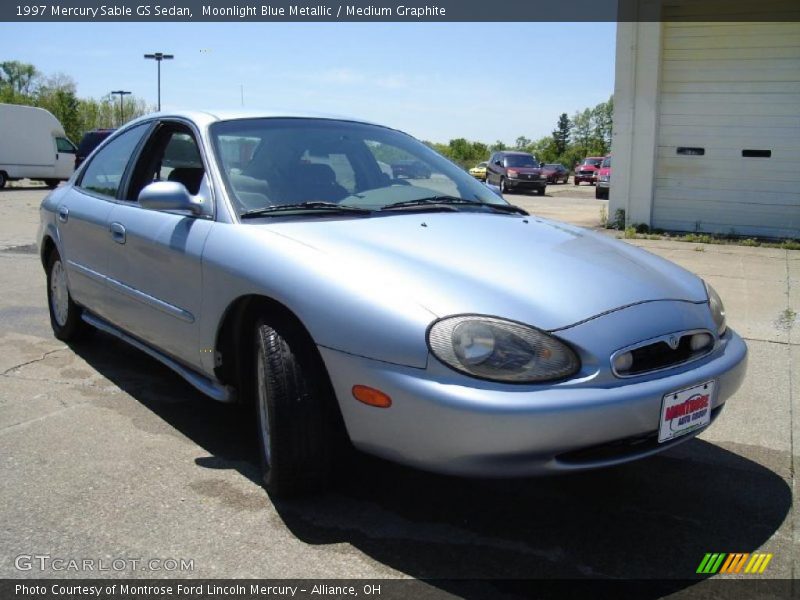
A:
[138,181,204,215]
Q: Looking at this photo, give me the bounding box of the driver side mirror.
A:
[494,160,502,166]
[138,181,204,215]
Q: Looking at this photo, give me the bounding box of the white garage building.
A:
[610,2,800,239]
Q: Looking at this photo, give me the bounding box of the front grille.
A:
[613,330,715,378]
[579,170,594,175]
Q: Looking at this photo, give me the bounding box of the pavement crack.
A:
[0,401,92,434]
[0,347,67,377]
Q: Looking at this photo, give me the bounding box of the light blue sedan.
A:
[39,111,747,496]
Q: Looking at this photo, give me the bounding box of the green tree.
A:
[514,136,531,151]
[552,113,571,156]
[0,60,39,96]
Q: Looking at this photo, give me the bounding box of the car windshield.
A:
[210,118,507,218]
[601,157,611,168]
[582,158,603,167]
[544,164,560,169]
[504,155,538,168]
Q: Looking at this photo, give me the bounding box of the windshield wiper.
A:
[381,196,485,211]
[240,202,372,219]
[381,196,529,216]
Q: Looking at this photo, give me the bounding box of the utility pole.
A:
[143,52,174,111]
[110,90,131,125]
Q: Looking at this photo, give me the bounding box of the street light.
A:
[143,52,174,111]
[110,90,131,125]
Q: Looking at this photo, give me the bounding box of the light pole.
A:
[143,52,174,111]
[110,90,131,125]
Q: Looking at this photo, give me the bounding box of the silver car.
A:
[39,110,747,496]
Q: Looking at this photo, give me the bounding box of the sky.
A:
[1,22,616,145]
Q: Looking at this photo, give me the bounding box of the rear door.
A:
[59,123,151,315]
[103,121,214,368]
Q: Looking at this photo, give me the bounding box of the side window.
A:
[56,137,75,153]
[139,130,206,197]
[79,124,149,199]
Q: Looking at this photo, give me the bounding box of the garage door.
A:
[653,21,800,238]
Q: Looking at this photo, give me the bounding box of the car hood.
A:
[507,166,541,174]
[262,213,707,330]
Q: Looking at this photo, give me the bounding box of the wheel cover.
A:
[256,346,272,467]
[50,260,69,327]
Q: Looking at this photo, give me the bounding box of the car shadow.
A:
[70,332,792,599]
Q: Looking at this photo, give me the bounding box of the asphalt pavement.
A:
[0,185,797,596]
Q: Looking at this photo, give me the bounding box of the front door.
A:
[103,122,214,368]
[54,136,77,180]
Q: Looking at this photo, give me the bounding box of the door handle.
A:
[110,222,126,244]
[57,206,69,223]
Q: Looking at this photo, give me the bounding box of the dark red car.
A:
[574,156,604,186]
[540,163,570,184]
[485,151,546,195]
[595,155,611,199]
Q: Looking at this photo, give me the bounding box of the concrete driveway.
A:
[0,186,796,595]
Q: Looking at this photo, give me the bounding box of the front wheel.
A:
[573,179,579,186]
[0,171,7,189]
[44,179,60,189]
[500,177,507,193]
[46,250,90,341]
[254,317,342,496]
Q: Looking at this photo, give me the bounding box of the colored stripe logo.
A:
[696,552,773,574]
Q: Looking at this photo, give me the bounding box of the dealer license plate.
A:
[658,380,715,443]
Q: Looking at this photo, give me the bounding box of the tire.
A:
[46,250,90,341]
[254,317,343,496]
[574,179,579,186]
[500,177,507,194]
[0,171,7,189]
[45,179,60,189]
[595,187,603,200]
[537,187,546,196]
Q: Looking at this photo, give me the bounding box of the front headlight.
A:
[704,281,727,336]
[427,316,580,383]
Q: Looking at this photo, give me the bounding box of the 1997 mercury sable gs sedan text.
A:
[39,111,747,495]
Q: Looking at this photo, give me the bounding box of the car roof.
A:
[498,150,533,156]
[125,109,385,130]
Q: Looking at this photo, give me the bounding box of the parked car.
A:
[540,163,570,184]
[486,151,546,195]
[574,156,605,186]
[75,129,116,170]
[391,159,431,179]
[0,103,76,189]
[40,110,746,496]
[596,155,611,199]
[469,161,488,181]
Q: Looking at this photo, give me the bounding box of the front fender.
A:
[198,222,436,375]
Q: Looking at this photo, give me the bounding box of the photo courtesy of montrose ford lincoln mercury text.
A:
[39,110,748,496]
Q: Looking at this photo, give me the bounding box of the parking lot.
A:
[0,185,797,594]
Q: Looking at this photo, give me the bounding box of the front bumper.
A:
[597,180,610,190]
[575,173,597,183]
[506,178,545,190]
[320,330,747,477]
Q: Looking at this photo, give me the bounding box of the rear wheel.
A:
[46,250,90,341]
[0,171,7,189]
[254,317,342,496]
[45,179,60,189]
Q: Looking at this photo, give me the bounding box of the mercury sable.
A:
[38,111,747,495]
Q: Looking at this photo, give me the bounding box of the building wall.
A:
[611,3,800,239]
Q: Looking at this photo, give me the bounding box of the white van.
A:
[0,103,76,189]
